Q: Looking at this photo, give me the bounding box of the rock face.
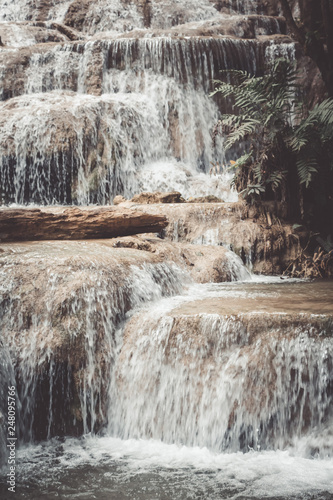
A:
[120,200,304,274]
[0,206,168,242]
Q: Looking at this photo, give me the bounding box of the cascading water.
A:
[110,294,333,454]
[0,0,292,204]
[1,273,332,499]
[0,35,265,204]
[0,241,186,441]
[1,1,332,499]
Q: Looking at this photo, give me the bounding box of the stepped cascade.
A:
[0,1,332,499]
[0,0,295,204]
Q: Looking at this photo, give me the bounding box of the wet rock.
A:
[113,195,127,205]
[139,201,305,274]
[111,234,250,282]
[212,0,280,16]
[187,195,223,203]
[166,15,286,38]
[0,22,69,47]
[116,298,333,451]
[0,92,164,204]
[131,191,185,204]
[0,0,282,35]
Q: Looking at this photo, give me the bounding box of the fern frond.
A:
[296,156,318,187]
[224,119,261,150]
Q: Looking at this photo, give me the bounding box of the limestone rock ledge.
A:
[116,200,306,275]
[0,240,184,439]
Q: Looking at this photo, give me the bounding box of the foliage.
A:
[288,98,333,187]
[211,58,333,226]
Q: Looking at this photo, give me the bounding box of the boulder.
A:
[131,191,185,204]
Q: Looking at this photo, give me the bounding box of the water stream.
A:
[1,276,333,499]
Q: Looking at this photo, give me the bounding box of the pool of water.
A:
[1,436,333,500]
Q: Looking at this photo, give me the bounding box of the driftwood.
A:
[0,207,168,242]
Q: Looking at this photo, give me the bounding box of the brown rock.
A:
[131,191,185,204]
[116,301,333,450]
[187,195,222,203]
[0,92,153,204]
[0,239,176,438]
[0,206,168,242]
[110,234,249,282]
[113,195,127,205]
[133,201,307,274]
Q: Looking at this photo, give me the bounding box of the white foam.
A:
[137,160,238,201]
[14,436,333,498]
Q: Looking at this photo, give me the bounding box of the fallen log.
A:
[0,207,168,242]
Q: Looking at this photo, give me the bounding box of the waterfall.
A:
[0,241,186,441]
[1,1,331,498]
[0,0,268,31]
[0,337,16,465]
[0,20,294,204]
[108,300,333,456]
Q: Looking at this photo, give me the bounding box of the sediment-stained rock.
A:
[0,233,250,441]
[115,200,305,274]
[130,191,185,204]
[0,91,168,204]
[111,234,251,282]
